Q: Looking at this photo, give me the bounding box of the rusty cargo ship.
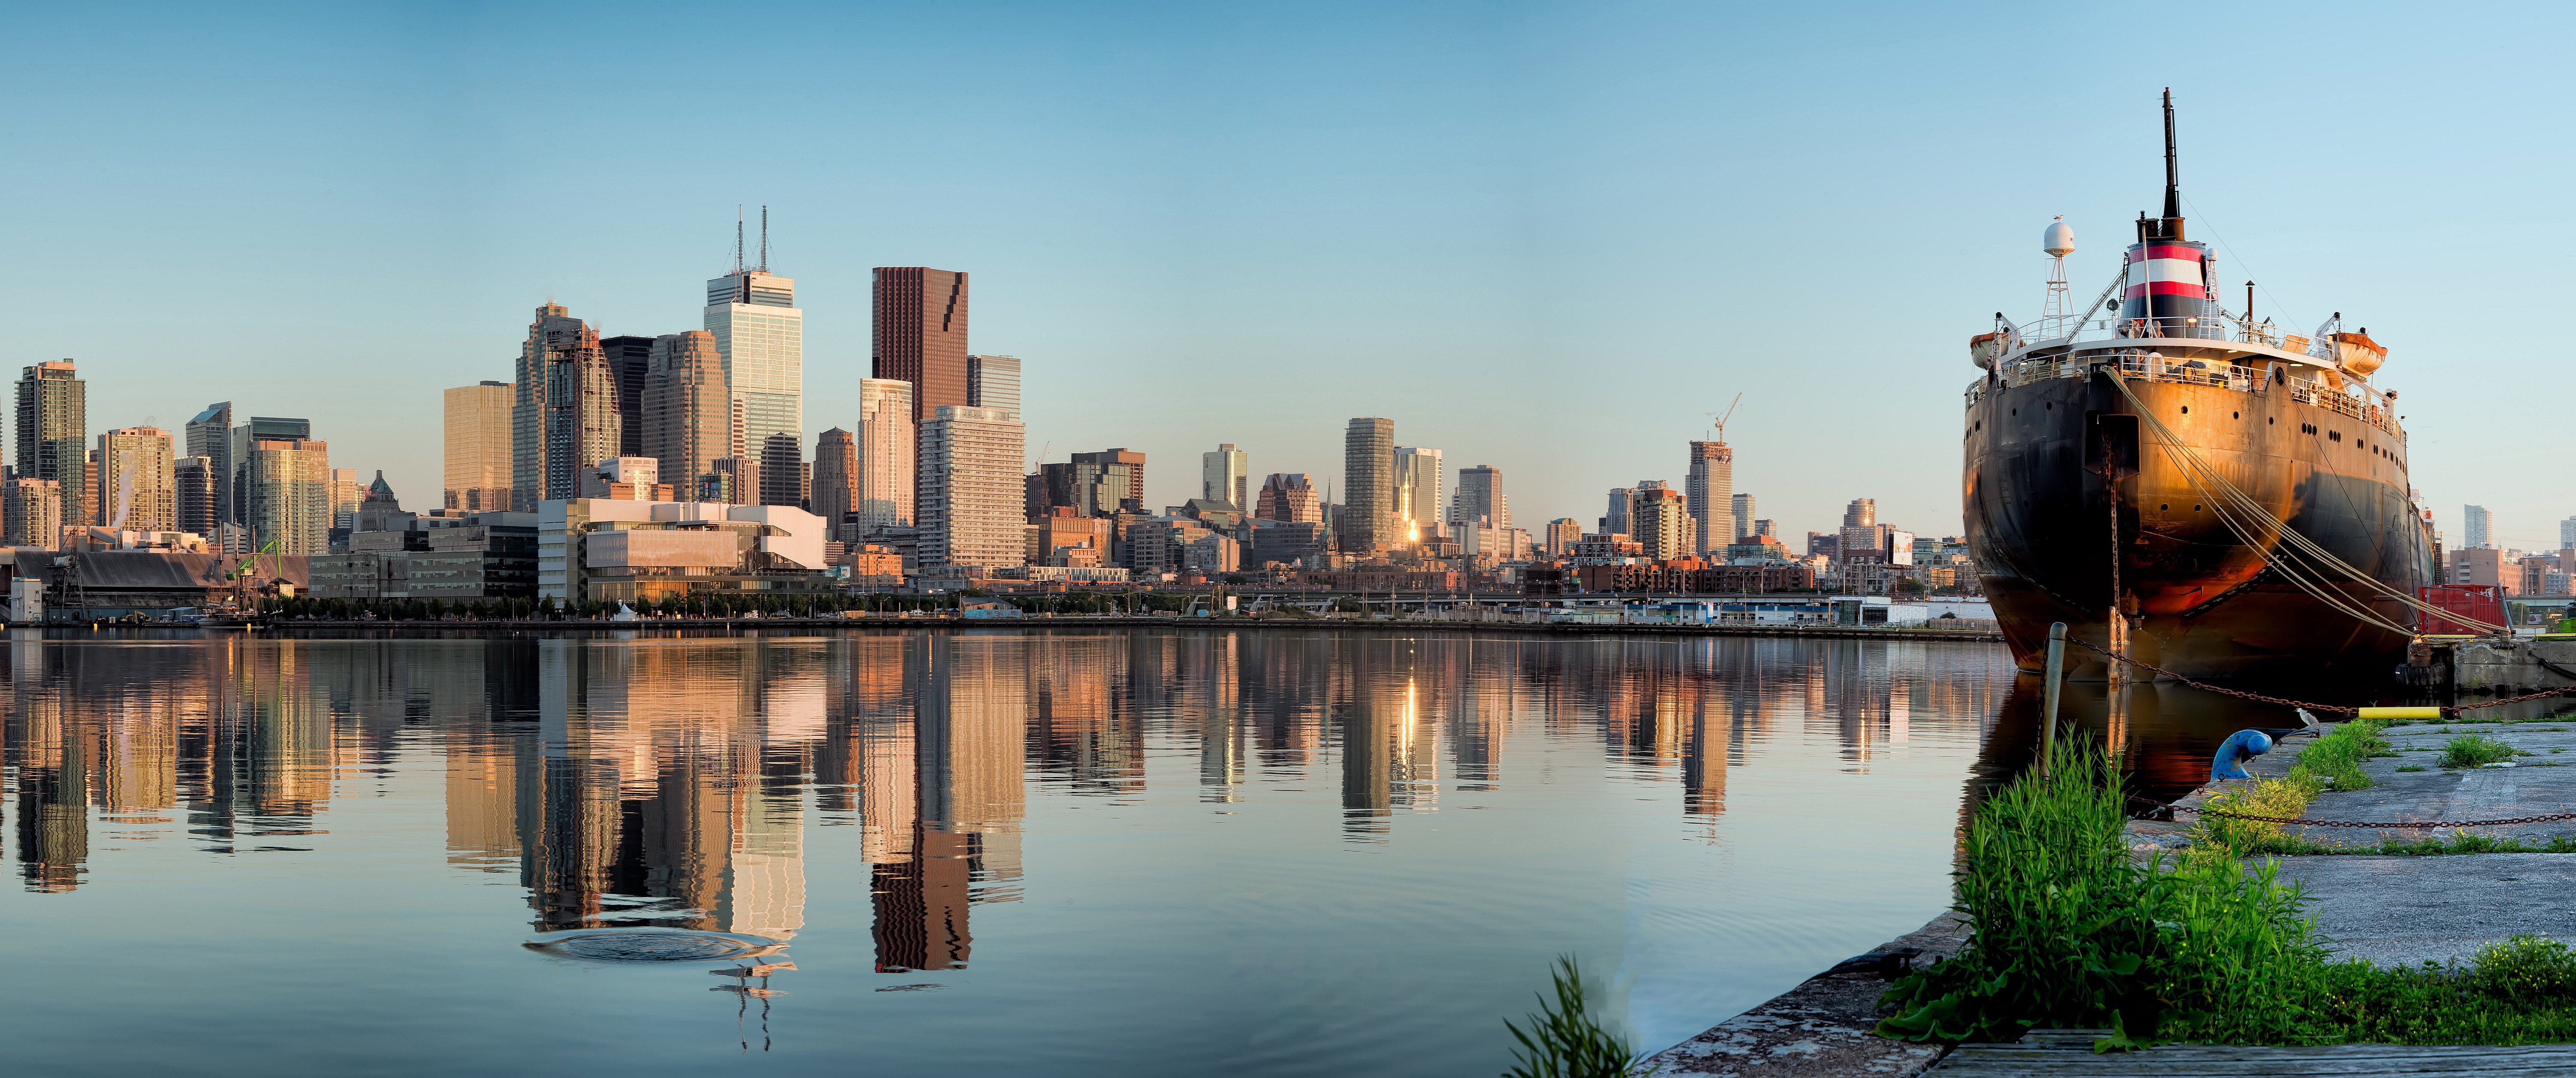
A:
[1962,93,2434,683]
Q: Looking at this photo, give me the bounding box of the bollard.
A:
[2041,622,2066,775]
[2357,706,2444,721]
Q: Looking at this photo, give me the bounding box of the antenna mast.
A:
[733,205,745,273]
[759,205,769,272]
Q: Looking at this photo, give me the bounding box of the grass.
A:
[2189,721,2392,856]
[2396,765,2427,772]
[1502,957,1643,1078]
[1877,739,2576,1048]
[2440,734,2521,769]
[2229,831,2576,857]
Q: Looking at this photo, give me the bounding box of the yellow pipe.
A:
[2357,706,2443,720]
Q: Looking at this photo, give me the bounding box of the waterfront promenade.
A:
[247,612,2006,643]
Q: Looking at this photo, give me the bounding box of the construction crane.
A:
[1706,393,1743,443]
[226,538,282,611]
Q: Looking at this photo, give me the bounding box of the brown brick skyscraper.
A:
[872,268,969,422]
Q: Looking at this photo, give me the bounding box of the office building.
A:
[855,378,915,532]
[1255,473,1320,523]
[16,361,88,531]
[1342,418,1395,552]
[917,405,1025,570]
[640,331,730,503]
[1392,446,1441,538]
[1685,441,1733,555]
[1203,444,1249,510]
[967,355,1020,420]
[1731,494,1757,542]
[226,417,309,549]
[701,456,759,505]
[707,229,805,508]
[812,428,856,542]
[1040,449,1147,518]
[513,304,586,511]
[2465,505,2493,549]
[599,335,654,459]
[246,436,332,555]
[576,457,671,501]
[873,267,969,422]
[3,478,61,549]
[443,381,513,511]
[97,427,176,532]
[175,456,218,537]
[1839,498,1888,565]
[1451,465,1508,530]
[185,402,233,527]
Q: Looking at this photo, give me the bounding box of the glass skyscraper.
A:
[705,267,803,507]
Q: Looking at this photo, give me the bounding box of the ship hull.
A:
[1964,365,2429,685]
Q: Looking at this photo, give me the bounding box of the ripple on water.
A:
[525,929,782,963]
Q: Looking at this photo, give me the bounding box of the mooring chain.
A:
[2064,636,2576,715]
[2165,803,2576,829]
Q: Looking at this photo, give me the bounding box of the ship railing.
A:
[2014,314,2333,361]
[1970,352,2404,440]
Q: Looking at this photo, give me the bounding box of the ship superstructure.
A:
[1962,91,2434,683]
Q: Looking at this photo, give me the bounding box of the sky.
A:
[5,1,2573,549]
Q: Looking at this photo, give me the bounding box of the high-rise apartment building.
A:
[543,324,621,503]
[1839,497,1888,564]
[1203,444,1249,510]
[1392,446,1442,539]
[97,427,176,532]
[228,417,308,548]
[246,436,332,555]
[855,378,916,532]
[873,268,969,423]
[706,246,804,508]
[514,304,588,510]
[2465,505,2493,549]
[1342,418,1395,552]
[1731,494,1756,542]
[1685,441,1733,555]
[185,402,233,527]
[2563,516,2576,550]
[330,468,362,530]
[175,456,218,537]
[1451,465,1508,530]
[918,405,1025,569]
[443,381,514,511]
[16,361,88,532]
[599,335,654,459]
[967,355,1020,420]
[1632,487,1690,560]
[3,478,61,549]
[641,331,731,503]
[812,428,857,543]
[1545,518,1581,555]
[1255,473,1320,523]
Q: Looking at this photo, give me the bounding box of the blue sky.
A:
[6,1,2572,548]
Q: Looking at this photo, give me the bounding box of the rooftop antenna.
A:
[1704,392,1743,443]
[758,205,769,272]
[734,205,745,273]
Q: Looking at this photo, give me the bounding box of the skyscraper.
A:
[1840,497,1887,564]
[873,268,969,423]
[329,468,361,531]
[1451,465,1508,530]
[967,354,1020,420]
[855,378,916,532]
[97,427,176,532]
[1203,444,1249,510]
[1545,518,1580,555]
[229,416,309,549]
[16,361,87,532]
[2,478,61,549]
[1685,441,1733,556]
[707,229,805,508]
[1730,494,1756,542]
[1632,487,1689,560]
[1392,446,1442,539]
[541,323,621,502]
[444,381,514,512]
[1047,449,1147,518]
[246,436,332,554]
[641,331,730,503]
[2465,505,2493,549]
[175,456,217,537]
[2563,516,2576,550]
[1342,418,1395,552]
[918,405,1025,569]
[514,304,589,511]
[599,336,655,459]
[812,428,857,543]
[185,401,233,528]
[1255,473,1320,523]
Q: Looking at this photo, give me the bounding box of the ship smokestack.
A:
[2123,88,2211,336]
[2162,88,2182,225]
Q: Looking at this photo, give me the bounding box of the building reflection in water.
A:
[1,628,2020,969]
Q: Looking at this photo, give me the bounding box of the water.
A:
[0,627,2030,1074]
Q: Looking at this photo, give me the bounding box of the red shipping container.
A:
[2420,584,2505,635]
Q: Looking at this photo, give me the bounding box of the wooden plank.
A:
[1928,1029,2576,1075]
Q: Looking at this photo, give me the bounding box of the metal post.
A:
[2042,621,2067,775]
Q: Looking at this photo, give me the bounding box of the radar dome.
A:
[2043,217,2076,257]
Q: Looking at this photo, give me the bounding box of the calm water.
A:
[0,627,2036,1074]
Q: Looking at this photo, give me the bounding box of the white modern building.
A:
[707,249,803,507]
[536,498,827,602]
[856,378,915,531]
[917,405,1025,569]
[1203,443,1248,510]
[1392,445,1442,538]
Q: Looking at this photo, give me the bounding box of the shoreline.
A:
[191,614,2008,643]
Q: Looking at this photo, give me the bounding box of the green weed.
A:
[1503,957,1642,1078]
[2396,765,2427,772]
[2441,734,2519,769]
